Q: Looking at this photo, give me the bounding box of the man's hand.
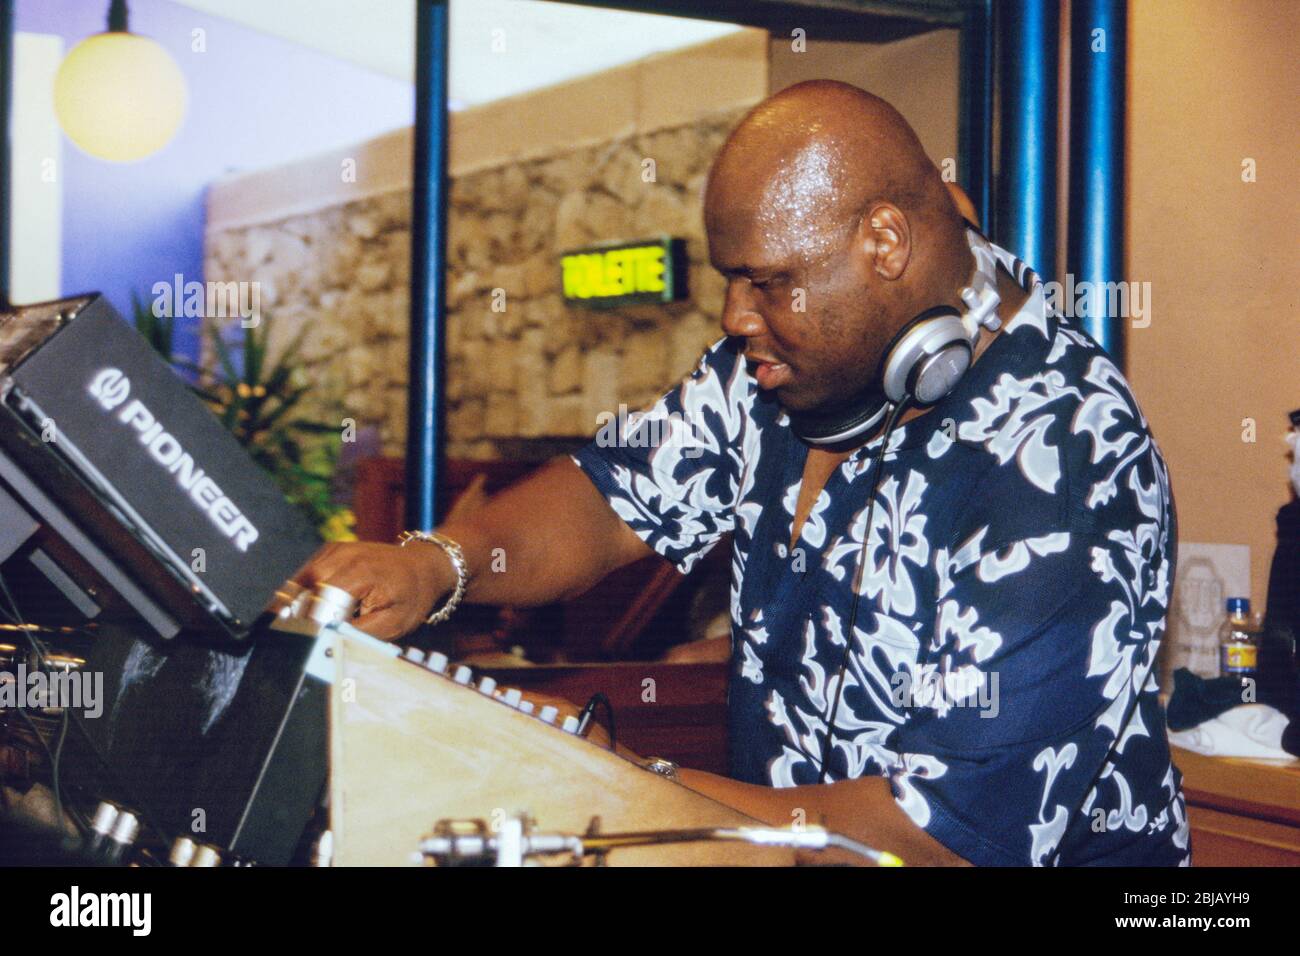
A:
[293,540,456,640]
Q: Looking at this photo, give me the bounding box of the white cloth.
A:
[1168,704,1294,759]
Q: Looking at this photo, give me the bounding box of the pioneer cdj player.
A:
[0,294,328,865]
[0,294,320,639]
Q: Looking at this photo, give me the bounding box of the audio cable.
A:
[577,692,616,750]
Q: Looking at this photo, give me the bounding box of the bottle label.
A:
[1221,644,1257,674]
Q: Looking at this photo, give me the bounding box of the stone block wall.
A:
[441,110,739,460]
[206,190,412,448]
[205,110,739,460]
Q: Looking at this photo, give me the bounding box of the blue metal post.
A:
[958,0,994,229]
[997,0,1060,281]
[407,0,450,530]
[0,0,13,308]
[1067,0,1127,365]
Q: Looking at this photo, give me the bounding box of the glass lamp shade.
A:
[53,31,188,163]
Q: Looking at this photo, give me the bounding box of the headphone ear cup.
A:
[880,306,972,405]
[909,341,973,405]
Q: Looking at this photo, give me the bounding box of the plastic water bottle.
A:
[1218,597,1260,679]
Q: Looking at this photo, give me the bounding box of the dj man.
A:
[297,81,1189,866]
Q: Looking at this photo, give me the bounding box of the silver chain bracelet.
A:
[398,530,469,626]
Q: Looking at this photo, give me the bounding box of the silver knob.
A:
[477,676,497,695]
[169,837,197,867]
[269,580,308,619]
[403,647,426,664]
[426,652,448,674]
[518,700,535,715]
[538,705,558,724]
[191,845,222,867]
[502,688,522,707]
[109,811,140,847]
[311,830,334,868]
[304,583,359,625]
[453,665,472,685]
[90,801,119,837]
[562,715,581,733]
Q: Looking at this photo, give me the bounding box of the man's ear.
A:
[859,203,911,281]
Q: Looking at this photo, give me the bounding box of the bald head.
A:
[705,80,961,269]
[703,81,974,416]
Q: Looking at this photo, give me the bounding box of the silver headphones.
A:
[788,227,1003,446]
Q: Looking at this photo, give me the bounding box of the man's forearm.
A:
[433,457,652,607]
[676,768,971,867]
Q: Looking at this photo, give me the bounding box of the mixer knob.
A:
[561,715,581,734]
[169,837,197,867]
[425,652,448,674]
[85,801,119,857]
[191,845,222,867]
[303,583,359,626]
[502,688,522,707]
[453,665,473,685]
[103,810,140,863]
[518,700,535,715]
[109,811,140,846]
[403,647,426,664]
[311,830,334,868]
[538,705,558,724]
[477,676,497,696]
[89,801,119,838]
[268,580,307,619]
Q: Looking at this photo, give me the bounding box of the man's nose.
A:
[720,280,764,338]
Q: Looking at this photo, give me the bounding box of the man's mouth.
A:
[746,354,791,389]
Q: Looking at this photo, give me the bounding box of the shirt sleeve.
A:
[571,336,751,574]
[887,517,1177,866]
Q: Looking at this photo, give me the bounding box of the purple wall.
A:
[16,0,414,361]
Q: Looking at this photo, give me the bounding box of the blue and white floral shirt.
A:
[573,242,1190,866]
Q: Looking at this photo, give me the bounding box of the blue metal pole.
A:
[406,0,450,530]
[958,0,994,229]
[1067,0,1127,366]
[997,0,1060,282]
[0,0,13,309]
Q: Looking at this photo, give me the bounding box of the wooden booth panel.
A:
[1173,746,1300,867]
[476,662,731,775]
[1187,806,1300,867]
[330,630,792,867]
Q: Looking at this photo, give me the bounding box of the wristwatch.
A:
[398,530,469,626]
[642,757,680,781]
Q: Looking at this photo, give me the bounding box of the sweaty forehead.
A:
[706,133,856,270]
